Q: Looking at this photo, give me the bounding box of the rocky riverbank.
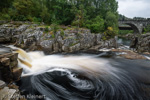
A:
[0,47,24,100]
[0,21,117,54]
[123,33,150,53]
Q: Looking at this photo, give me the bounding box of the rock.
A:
[1,58,10,66]
[69,43,80,52]
[0,80,25,100]
[89,38,117,51]
[0,22,118,53]
[0,47,12,55]
[0,80,6,89]
[130,33,150,53]
[53,42,59,53]
[96,34,102,44]
[0,52,21,82]
[80,33,96,49]
[16,25,30,33]
[112,49,146,60]
[0,27,13,43]
[40,40,54,54]
[0,87,10,99]
[12,67,23,81]
[0,21,8,25]
[62,45,69,52]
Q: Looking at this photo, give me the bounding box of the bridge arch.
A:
[119,21,144,34]
[124,23,141,34]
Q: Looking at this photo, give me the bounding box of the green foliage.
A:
[51,34,55,38]
[0,13,10,20]
[13,0,34,16]
[51,24,59,33]
[33,17,41,23]
[143,25,150,34]
[45,26,49,33]
[60,30,65,36]
[0,0,119,37]
[40,5,50,23]
[104,27,117,39]
[72,4,86,28]
[119,30,133,35]
[105,11,118,35]
[105,11,118,28]
[85,16,105,33]
[0,0,14,12]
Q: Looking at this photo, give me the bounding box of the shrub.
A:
[45,26,49,33]
[50,24,59,33]
[0,13,10,20]
[33,17,41,23]
[143,25,150,34]
[84,16,105,33]
[104,27,117,39]
[51,34,55,38]
[60,30,65,36]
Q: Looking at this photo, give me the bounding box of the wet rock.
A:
[0,47,12,55]
[12,67,23,81]
[0,52,22,82]
[112,49,146,60]
[0,80,25,100]
[0,80,6,89]
[0,47,24,100]
[1,58,10,66]
[89,38,117,51]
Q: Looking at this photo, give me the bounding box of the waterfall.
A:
[8,45,150,100]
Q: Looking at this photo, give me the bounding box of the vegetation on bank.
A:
[0,0,119,39]
[119,30,133,35]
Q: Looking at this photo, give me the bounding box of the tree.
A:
[105,11,118,32]
[13,0,34,16]
[0,0,14,12]
[85,16,105,33]
[0,0,119,35]
[40,5,50,23]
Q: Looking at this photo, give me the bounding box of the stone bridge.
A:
[118,20,150,34]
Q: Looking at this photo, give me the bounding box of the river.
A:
[4,44,147,100]
[0,42,150,100]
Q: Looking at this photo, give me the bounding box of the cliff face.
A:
[0,22,117,54]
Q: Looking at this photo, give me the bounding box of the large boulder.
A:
[130,33,150,53]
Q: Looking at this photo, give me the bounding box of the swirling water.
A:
[0,45,148,100]
[10,46,150,100]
